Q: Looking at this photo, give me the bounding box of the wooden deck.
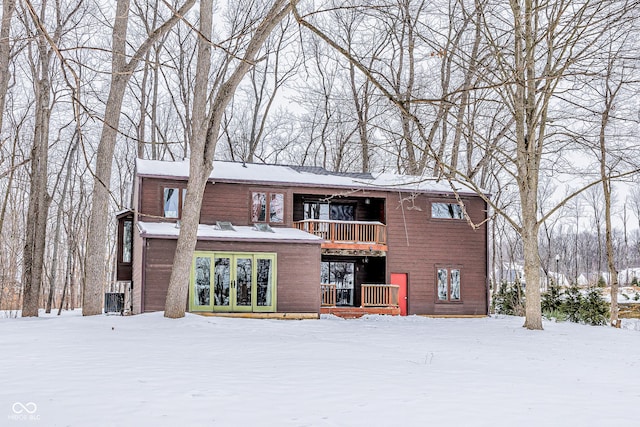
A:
[195,312,320,320]
[321,306,401,318]
[319,283,401,318]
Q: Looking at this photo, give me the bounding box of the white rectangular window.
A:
[432,202,464,219]
[252,192,267,222]
[164,188,179,218]
[252,192,284,223]
[270,193,284,223]
[122,220,132,263]
[436,267,461,302]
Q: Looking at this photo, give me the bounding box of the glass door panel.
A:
[234,257,253,310]
[256,257,274,309]
[191,252,276,313]
[190,256,213,311]
[213,256,231,307]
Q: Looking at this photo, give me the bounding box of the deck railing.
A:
[321,283,399,308]
[294,219,386,245]
[320,284,336,306]
[361,284,399,307]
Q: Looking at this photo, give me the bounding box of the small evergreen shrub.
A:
[562,285,584,323]
[492,281,525,316]
[543,308,568,322]
[576,289,610,326]
[631,277,639,286]
[541,280,562,313]
[597,276,606,288]
[541,285,610,326]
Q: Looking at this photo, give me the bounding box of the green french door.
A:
[190,252,276,313]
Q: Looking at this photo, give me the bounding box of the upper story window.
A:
[437,267,461,302]
[304,201,355,221]
[252,192,284,223]
[164,188,186,218]
[122,220,132,263]
[431,202,464,219]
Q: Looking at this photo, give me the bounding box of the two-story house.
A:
[116,159,489,317]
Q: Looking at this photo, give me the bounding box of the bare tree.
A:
[164,0,296,318]
[83,0,196,316]
[293,0,639,330]
[20,0,66,316]
[0,0,15,134]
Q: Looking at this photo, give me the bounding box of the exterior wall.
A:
[139,177,295,226]
[135,174,487,316]
[386,193,488,315]
[138,177,387,226]
[141,238,321,313]
[131,228,144,314]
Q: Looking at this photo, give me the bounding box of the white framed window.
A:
[436,267,461,302]
[251,192,284,223]
[163,188,186,218]
[431,202,464,219]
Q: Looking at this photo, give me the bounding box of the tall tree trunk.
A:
[598,57,622,327]
[513,0,543,330]
[83,0,196,316]
[163,0,213,318]
[0,0,15,134]
[165,0,296,318]
[22,26,53,317]
[45,139,78,312]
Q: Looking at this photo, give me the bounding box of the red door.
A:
[391,273,408,316]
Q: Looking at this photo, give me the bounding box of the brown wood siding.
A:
[138,178,188,223]
[139,177,297,227]
[132,230,144,314]
[136,174,487,316]
[386,193,488,315]
[142,238,321,313]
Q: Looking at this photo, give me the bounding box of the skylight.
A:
[216,221,236,231]
[253,223,274,233]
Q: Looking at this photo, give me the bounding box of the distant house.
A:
[116,159,489,317]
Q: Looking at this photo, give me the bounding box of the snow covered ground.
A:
[2,311,639,427]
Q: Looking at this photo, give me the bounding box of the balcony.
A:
[294,219,387,253]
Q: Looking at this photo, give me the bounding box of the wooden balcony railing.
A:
[321,284,336,306]
[294,219,386,245]
[361,284,399,307]
[321,284,399,308]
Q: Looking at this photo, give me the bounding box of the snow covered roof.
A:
[137,221,323,243]
[136,158,477,195]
